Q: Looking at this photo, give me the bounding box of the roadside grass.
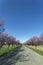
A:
[0,45,19,56]
[26,45,43,56]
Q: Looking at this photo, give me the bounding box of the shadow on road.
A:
[0,45,22,65]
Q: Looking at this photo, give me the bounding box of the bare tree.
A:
[0,21,5,48]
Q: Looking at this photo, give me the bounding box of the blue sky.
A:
[0,0,43,42]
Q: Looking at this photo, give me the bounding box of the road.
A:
[0,45,43,65]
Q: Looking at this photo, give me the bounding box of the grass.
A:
[0,45,19,56]
[26,45,43,56]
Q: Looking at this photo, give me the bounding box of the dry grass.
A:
[26,45,43,56]
[29,45,43,51]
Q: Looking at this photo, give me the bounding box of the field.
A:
[0,45,19,56]
[26,45,43,56]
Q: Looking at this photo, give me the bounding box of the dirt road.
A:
[0,45,43,65]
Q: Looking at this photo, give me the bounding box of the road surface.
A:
[0,45,43,65]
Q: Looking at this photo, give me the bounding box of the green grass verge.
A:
[0,45,19,56]
[26,45,43,56]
